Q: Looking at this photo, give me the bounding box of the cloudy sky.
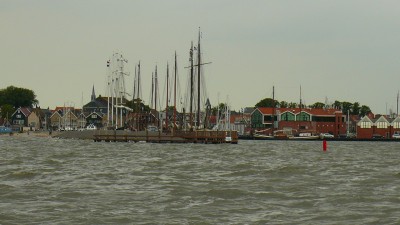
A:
[1,0,400,114]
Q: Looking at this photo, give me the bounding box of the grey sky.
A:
[1,0,400,114]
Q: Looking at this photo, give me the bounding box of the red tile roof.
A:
[20,107,31,117]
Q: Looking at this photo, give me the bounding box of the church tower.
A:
[91,85,96,102]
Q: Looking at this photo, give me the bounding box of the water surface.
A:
[1,135,399,224]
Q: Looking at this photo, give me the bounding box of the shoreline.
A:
[4,131,400,142]
[240,135,400,142]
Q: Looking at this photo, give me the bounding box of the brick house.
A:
[251,107,346,137]
[357,115,400,139]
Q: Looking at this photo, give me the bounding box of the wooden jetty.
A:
[93,130,238,144]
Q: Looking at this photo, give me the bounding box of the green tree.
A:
[341,101,353,114]
[352,102,360,115]
[163,106,175,112]
[360,105,372,117]
[332,100,342,109]
[255,98,278,108]
[125,98,150,113]
[0,104,15,119]
[288,102,297,108]
[0,86,39,107]
[279,101,288,108]
[211,103,227,116]
[310,102,325,109]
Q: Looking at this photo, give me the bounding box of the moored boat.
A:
[0,126,12,134]
[289,133,320,140]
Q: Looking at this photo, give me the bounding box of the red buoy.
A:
[323,139,327,151]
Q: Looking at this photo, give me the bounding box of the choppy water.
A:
[1,135,400,224]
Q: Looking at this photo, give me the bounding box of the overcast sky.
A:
[1,0,400,114]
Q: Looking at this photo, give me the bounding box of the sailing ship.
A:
[94,29,238,143]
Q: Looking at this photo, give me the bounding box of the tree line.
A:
[0,86,39,119]
[255,98,372,117]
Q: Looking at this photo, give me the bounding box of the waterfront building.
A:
[25,107,52,131]
[85,111,104,128]
[357,115,400,139]
[49,106,80,130]
[11,107,31,131]
[251,107,346,137]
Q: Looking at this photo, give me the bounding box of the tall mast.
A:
[115,76,118,128]
[151,72,154,109]
[197,28,201,129]
[106,59,111,127]
[189,41,194,130]
[137,61,141,100]
[111,77,114,127]
[397,90,399,117]
[133,65,136,101]
[155,65,159,128]
[166,63,169,132]
[174,52,177,132]
[137,61,141,130]
[155,65,158,112]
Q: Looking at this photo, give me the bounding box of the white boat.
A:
[253,133,274,139]
[289,133,320,140]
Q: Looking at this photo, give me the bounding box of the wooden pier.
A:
[93,130,238,144]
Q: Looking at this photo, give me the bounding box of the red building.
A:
[357,115,400,139]
[251,107,346,137]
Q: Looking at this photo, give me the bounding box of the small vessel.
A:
[273,130,290,140]
[253,133,274,139]
[0,126,12,134]
[289,133,320,140]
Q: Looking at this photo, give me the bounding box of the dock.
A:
[93,130,238,144]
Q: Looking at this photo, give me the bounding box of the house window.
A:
[376,122,387,129]
[14,120,24,125]
[16,115,22,118]
[360,121,371,128]
[393,122,400,129]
